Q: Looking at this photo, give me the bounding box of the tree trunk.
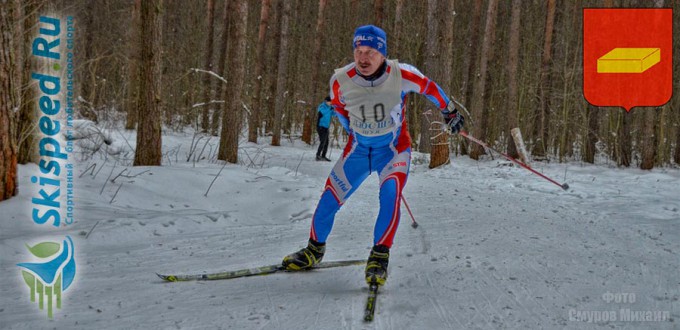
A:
[392,0,404,59]
[248,0,272,143]
[639,107,659,170]
[583,103,600,163]
[532,0,556,158]
[618,110,632,167]
[373,0,384,27]
[505,0,522,159]
[263,1,281,137]
[429,0,454,169]
[211,0,231,136]
[200,0,217,132]
[418,0,438,155]
[468,0,498,160]
[125,0,141,130]
[16,0,43,164]
[675,114,680,165]
[301,0,327,145]
[460,0,482,105]
[639,0,665,169]
[218,0,248,163]
[271,0,291,146]
[133,0,163,166]
[1,0,18,200]
[80,0,97,107]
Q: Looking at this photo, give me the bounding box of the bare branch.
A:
[190,68,228,85]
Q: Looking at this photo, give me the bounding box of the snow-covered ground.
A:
[1,127,679,329]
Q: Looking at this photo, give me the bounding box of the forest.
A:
[1,0,679,202]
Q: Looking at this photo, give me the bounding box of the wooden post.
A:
[511,128,531,165]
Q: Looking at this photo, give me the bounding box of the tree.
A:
[218,0,248,163]
[200,0,217,132]
[675,113,680,165]
[468,0,499,160]
[373,0,385,27]
[125,0,141,130]
[460,0,482,105]
[505,0,522,159]
[301,0,327,145]
[271,0,291,146]
[1,0,18,200]
[532,0,556,158]
[133,0,163,166]
[428,0,454,169]
[583,104,599,163]
[392,0,404,58]
[418,0,439,155]
[617,110,633,167]
[211,0,231,136]
[263,1,281,138]
[248,0,272,143]
[16,0,44,164]
[639,107,659,169]
[639,0,665,169]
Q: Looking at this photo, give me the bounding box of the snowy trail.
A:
[1,136,679,329]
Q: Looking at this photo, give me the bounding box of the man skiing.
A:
[283,25,464,286]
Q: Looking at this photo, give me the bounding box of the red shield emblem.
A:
[583,8,673,111]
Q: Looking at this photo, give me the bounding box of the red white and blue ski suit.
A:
[310,60,451,248]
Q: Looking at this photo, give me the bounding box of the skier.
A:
[282,25,464,286]
[316,96,335,161]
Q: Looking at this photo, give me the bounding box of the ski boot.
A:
[282,239,325,271]
[365,245,389,286]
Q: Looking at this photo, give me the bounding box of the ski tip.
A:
[157,273,178,282]
[561,183,570,190]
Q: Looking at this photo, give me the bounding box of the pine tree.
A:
[133,0,163,166]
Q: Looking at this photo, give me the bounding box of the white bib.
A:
[335,60,403,137]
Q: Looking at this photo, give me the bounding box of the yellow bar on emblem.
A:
[597,48,661,73]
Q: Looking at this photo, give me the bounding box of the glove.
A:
[442,102,464,134]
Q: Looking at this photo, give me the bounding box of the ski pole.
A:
[458,131,569,190]
[400,195,419,228]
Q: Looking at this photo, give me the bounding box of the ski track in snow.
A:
[1,132,679,329]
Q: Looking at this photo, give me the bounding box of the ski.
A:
[157,259,365,282]
[363,283,379,322]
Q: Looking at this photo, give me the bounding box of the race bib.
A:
[336,60,403,137]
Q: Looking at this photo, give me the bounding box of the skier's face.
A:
[354,46,385,76]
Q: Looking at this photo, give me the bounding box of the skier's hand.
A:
[442,102,464,134]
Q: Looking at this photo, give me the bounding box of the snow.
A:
[1,127,679,329]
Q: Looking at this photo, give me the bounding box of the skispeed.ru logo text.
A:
[30,15,76,226]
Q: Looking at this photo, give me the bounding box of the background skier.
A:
[316,96,335,161]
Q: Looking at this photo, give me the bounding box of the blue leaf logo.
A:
[17,236,76,318]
